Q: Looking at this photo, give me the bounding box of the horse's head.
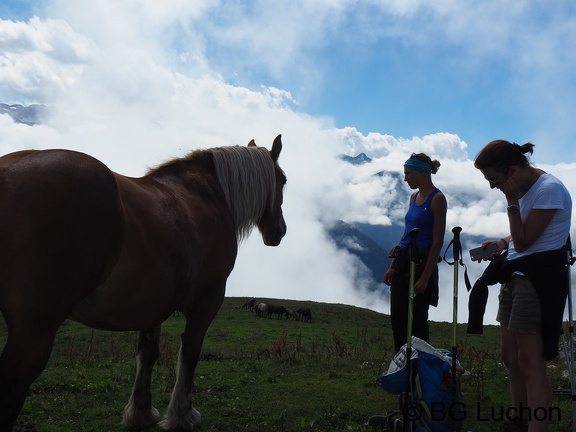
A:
[249,135,287,246]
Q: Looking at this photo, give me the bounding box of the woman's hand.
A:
[383,268,394,286]
[479,240,504,260]
[414,278,428,294]
[500,166,521,202]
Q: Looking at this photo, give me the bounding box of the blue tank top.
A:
[399,188,440,249]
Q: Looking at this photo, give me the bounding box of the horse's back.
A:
[0,149,123,324]
[0,149,122,232]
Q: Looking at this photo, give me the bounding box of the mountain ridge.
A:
[0,103,49,125]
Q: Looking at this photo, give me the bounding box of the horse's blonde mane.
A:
[210,146,276,242]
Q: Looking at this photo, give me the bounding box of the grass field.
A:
[1,297,574,431]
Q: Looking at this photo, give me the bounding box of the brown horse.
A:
[0,135,286,431]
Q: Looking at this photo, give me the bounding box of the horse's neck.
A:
[142,155,226,207]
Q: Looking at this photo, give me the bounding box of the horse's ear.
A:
[270,134,282,161]
[247,139,256,147]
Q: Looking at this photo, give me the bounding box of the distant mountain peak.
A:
[327,220,390,293]
[339,153,372,165]
[0,103,49,126]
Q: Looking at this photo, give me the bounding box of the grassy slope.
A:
[1,297,574,431]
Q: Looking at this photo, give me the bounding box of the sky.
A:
[1,0,576,326]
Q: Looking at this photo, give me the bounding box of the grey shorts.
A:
[496,275,542,334]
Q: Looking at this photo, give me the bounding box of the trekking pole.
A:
[404,227,419,432]
[451,227,461,354]
[565,238,576,430]
[568,284,576,432]
[450,226,462,431]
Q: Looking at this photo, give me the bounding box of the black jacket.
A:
[467,248,568,361]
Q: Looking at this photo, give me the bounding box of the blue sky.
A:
[0,0,34,20]
[1,1,576,321]
[186,1,576,162]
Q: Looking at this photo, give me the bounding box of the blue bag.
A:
[377,337,464,432]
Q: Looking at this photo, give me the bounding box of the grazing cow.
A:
[297,307,312,322]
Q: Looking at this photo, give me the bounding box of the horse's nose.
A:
[264,219,286,246]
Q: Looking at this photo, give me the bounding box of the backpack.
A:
[374,337,464,432]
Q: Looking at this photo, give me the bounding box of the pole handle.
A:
[451,226,462,258]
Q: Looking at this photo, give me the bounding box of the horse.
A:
[297,307,312,322]
[284,308,298,320]
[0,135,287,432]
[255,303,267,318]
[267,305,286,319]
[242,298,256,311]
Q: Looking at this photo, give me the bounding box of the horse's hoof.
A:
[159,408,201,431]
[190,408,201,426]
[122,406,161,430]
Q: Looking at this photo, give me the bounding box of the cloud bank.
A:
[1,1,576,326]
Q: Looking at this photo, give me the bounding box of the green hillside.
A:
[1,297,574,431]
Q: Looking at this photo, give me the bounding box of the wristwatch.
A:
[507,204,520,214]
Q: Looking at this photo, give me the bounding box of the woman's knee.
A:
[502,349,546,382]
[500,345,520,370]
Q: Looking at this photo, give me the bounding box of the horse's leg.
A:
[159,324,202,431]
[160,294,223,431]
[123,325,162,430]
[0,324,58,431]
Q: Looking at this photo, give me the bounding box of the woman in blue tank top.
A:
[383,153,447,352]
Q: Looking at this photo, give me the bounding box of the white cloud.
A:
[1,2,576,328]
[0,17,95,100]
